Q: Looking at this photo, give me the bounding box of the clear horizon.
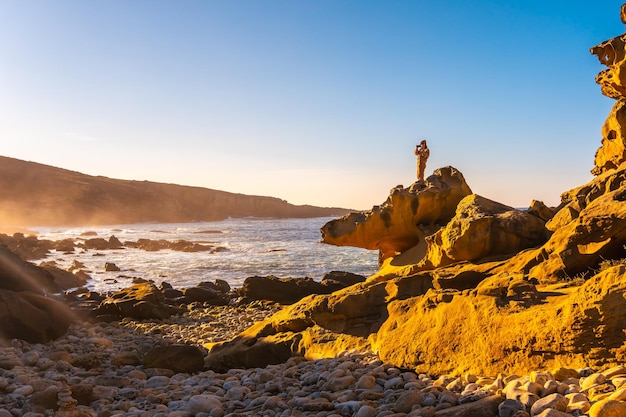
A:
[0,1,622,210]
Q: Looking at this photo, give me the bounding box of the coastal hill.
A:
[0,156,350,226]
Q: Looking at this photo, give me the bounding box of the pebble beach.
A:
[2,301,626,417]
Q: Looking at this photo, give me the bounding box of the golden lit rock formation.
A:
[205,7,626,377]
[321,166,472,260]
[590,28,626,174]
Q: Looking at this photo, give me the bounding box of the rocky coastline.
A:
[4,5,626,417]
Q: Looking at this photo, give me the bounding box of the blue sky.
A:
[0,1,623,210]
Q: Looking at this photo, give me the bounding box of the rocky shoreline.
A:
[2,299,626,417]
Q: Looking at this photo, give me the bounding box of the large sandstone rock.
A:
[321,166,472,260]
[377,194,549,277]
[590,26,626,174]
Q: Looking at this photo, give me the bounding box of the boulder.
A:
[528,200,555,222]
[321,166,472,260]
[0,244,57,294]
[427,194,548,267]
[0,289,74,343]
[182,286,229,305]
[104,262,120,272]
[237,274,365,305]
[39,264,88,290]
[238,276,327,304]
[142,345,205,373]
[95,282,172,320]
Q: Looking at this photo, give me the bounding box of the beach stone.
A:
[602,365,626,379]
[394,391,422,412]
[94,374,131,388]
[71,353,103,369]
[301,397,334,411]
[552,368,579,381]
[439,391,458,406]
[530,393,567,415]
[324,375,355,392]
[354,405,377,417]
[69,384,94,405]
[424,394,504,416]
[588,399,626,417]
[521,381,543,396]
[145,375,171,388]
[91,385,117,401]
[533,410,572,417]
[27,385,62,411]
[187,394,223,415]
[356,374,377,389]
[111,352,141,366]
[507,389,539,411]
[608,387,626,401]
[21,351,40,366]
[46,350,72,362]
[612,376,626,389]
[542,380,559,396]
[568,400,591,413]
[581,372,606,389]
[530,371,552,386]
[143,344,205,373]
[498,399,525,417]
[13,385,34,396]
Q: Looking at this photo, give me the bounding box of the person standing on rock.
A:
[415,139,430,181]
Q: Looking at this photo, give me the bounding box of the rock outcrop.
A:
[590,26,626,174]
[321,166,472,260]
[205,8,626,377]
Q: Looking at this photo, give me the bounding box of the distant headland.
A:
[0,156,351,226]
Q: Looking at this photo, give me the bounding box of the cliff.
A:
[0,156,350,226]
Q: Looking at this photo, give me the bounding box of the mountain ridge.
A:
[0,155,351,226]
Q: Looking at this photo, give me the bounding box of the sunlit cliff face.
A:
[590,31,626,175]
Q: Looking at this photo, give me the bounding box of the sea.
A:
[32,217,379,293]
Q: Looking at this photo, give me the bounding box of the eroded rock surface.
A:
[590,30,626,174]
[321,166,472,260]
